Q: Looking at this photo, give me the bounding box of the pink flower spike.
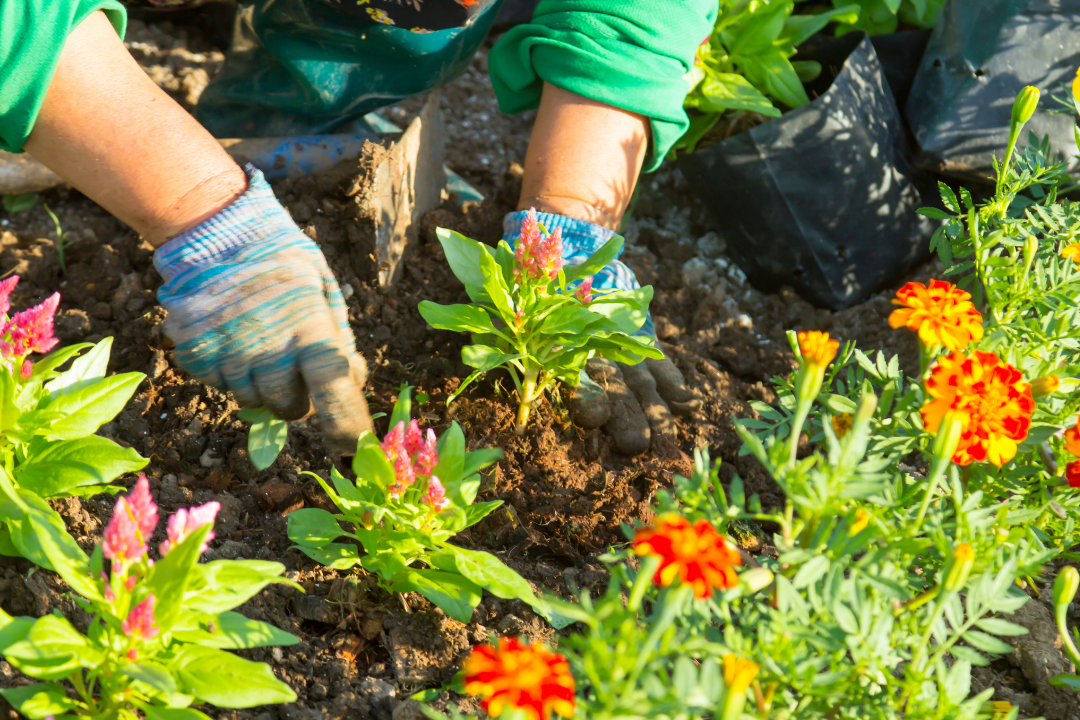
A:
[381,421,406,463]
[0,275,19,318]
[159,502,220,557]
[19,360,31,380]
[404,420,424,457]
[104,584,116,603]
[126,649,138,662]
[541,227,565,280]
[0,292,59,358]
[393,453,416,490]
[575,276,594,305]
[423,476,450,511]
[416,429,438,477]
[125,575,137,591]
[122,595,159,642]
[102,497,147,573]
[127,476,158,542]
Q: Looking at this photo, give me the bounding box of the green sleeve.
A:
[488,0,717,172]
[0,0,126,154]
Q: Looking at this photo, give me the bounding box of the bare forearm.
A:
[519,82,649,231]
[23,11,245,248]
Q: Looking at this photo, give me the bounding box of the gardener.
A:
[0,0,711,455]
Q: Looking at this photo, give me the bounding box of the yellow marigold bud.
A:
[722,654,759,696]
[849,509,870,536]
[1031,375,1060,398]
[944,542,975,592]
[797,331,839,369]
[1054,566,1080,611]
[739,567,774,594]
[831,413,853,439]
[1012,86,1040,127]
[1073,67,1080,109]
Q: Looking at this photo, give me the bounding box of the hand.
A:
[502,210,701,455]
[155,167,372,453]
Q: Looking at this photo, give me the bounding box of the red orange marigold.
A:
[888,280,984,352]
[921,351,1034,467]
[633,514,742,598]
[462,637,574,720]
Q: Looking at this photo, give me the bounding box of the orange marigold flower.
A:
[462,637,574,720]
[831,413,853,439]
[921,351,1034,467]
[888,280,984,351]
[1063,243,1080,263]
[1067,460,1080,488]
[722,654,759,695]
[1065,420,1080,458]
[797,330,839,369]
[1031,375,1061,398]
[633,514,742,598]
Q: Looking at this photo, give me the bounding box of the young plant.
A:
[418,211,661,433]
[43,204,73,276]
[0,277,148,566]
[287,387,558,625]
[0,477,300,720]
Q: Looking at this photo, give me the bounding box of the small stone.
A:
[341,283,355,300]
[653,315,681,340]
[90,301,113,320]
[728,264,747,286]
[681,257,709,287]
[54,309,91,342]
[358,677,397,720]
[198,448,223,468]
[696,231,727,259]
[292,595,339,624]
[271,647,283,663]
[257,481,304,513]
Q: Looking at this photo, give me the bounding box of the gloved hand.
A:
[155,166,373,453]
[502,211,701,455]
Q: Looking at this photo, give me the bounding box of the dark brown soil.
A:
[2,17,1056,720]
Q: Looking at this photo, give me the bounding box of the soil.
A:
[0,14,1069,720]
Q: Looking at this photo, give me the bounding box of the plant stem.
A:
[787,401,811,469]
[912,456,950,536]
[515,366,540,435]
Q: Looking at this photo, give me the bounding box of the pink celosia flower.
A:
[102,478,158,572]
[19,360,31,380]
[393,453,416,490]
[423,477,450,511]
[404,420,424,457]
[159,501,220,556]
[381,421,406,462]
[104,584,116,603]
[125,575,137,591]
[415,429,437,476]
[0,292,59,357]
[540,227,565,280]
[0,275,19,318]
[514,308,525,328]
[122,595,159,641]
[575,276,594,305]
[514,208,564,283]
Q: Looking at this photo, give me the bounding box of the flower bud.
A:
[720,654,759,720]
[793,331,839,402]
[1055,566,1080,611]
[943,543,975,592]
[848,509,870,536]
[1031,375,1060,398]
[931,410,965,464]
[1011,86,1040,128]
[739,567,774,594]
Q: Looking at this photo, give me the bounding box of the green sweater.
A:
[0,1,126,154]
[489,0,718,171]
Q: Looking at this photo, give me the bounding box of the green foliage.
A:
[287,387,559,625]
[42,204,73,276]
[2,193,39,214]
[0,336,148,565]
[836,0,942,35]
[419,226,660,432]
[0,519,299,720]
[237,405,288,471]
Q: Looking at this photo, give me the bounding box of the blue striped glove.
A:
[155,166,372,452]
[503,211,700,455]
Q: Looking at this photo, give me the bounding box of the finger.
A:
[567,370,610,430]
[250,338,311,421]
[296,309,373,453]
[601,364,651,455]
[644,357,702,416]
[620,361,677,439]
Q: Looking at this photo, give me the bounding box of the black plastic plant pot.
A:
[676,32,931,311]
[906,0,1080,183]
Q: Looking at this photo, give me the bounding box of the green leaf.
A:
[435,228,492,294]
[480,251,515,323]
[351,437,395,494]
[146,524,212,633]
[739,50,810,109]
[185,560,301,615]
[463,500,503,527]
[431,544,549,621]
[391,568,482,623]
[418,302,501,336]
[171,611,299,649]
[974,618,1028,637]
[562,236,625,285]
[174,646,296,708]
[287,509,346,548]
[15,436,148,498]
[539,305,603,335]
[462,447,502,479]
[1,615,99,680]
[434,423,466,496]
[296,543,362,570]
[0,683,81,720]
[237,406,288,471]
[141,706,214,720]
[42,373,144,440]
[688,71,781,117]
[962,630,1014,655]
[121,661,178,694]
[389,384,413,430]
[782,4,859,46]
[2,193,40,213]
[30,343,93,382]
[451,347,523,403]
[44,337,113,397]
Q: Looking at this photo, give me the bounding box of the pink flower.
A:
[159,501,220,556]
[0,275,19,318]
[381,421,406,462]
[102,478,158,572]
[104,584,116,603]
[540,227,565,280]
[423,477,450,511]
[575,276,594,305]
[404,420,424,457]
[19,360,31,380]
[125,575,137,591]
[416,429,438,476]
[122,595,159,641]
[393,453,416,491]
[0,292,59,357]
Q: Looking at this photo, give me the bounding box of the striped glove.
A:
[502,211,700,455]
[155,166,372,452]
